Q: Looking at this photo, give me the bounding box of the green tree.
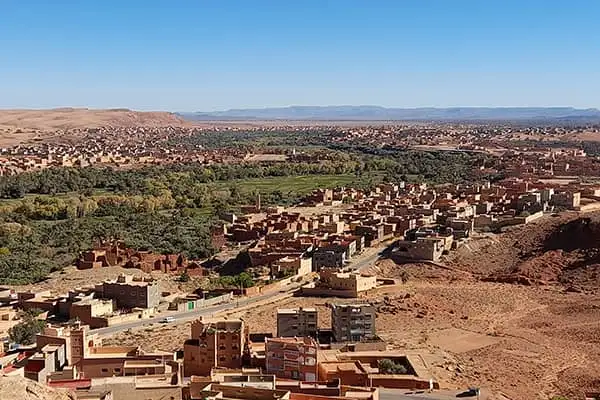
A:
[9,313,46,345]
[236,272,255,288]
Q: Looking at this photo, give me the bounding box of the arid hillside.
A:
[437,211,600,292]
[0,108,191,146]
[0,108,188,130]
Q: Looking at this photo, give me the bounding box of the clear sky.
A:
[1,0,599,111]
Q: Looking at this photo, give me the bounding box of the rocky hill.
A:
[0,376,74,400]
[443,212,600,291]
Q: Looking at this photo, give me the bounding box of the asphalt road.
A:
[93,282,302,336]
[350,247,385,272]
[92,246,385,337]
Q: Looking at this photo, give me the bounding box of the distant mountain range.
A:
[179,106,600,122]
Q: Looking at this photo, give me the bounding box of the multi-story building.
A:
[276,307,318,338]
[313,246,346,271]
[184,318,246,377]
[331,303,376,342]
[99,274,160,309]
[265,336,318,381]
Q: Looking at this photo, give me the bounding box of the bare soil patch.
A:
[428,328,501,354]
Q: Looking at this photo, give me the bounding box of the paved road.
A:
[92,244,386,337]
[92,282,303,336]
[351,248,385,272]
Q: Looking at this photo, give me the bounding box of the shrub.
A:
[378,358,408,374]
[178,272,190,282]
[399,270,410,284]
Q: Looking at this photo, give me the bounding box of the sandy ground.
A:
[229,276,600,400]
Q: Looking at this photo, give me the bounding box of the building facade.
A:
[313,247,346,271]
[319,270,377,297]
[184,318,246,377]
[276,307,318,338]
[331,303,376,342]
[265,337,318,381]
[100,274,160,309]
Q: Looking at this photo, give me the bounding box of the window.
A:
[219,345,226,350]
[101,368,108,373]
[113,368,121,374]
[232,355,237,360]
[219,356,226,362]
[232,345,238,350]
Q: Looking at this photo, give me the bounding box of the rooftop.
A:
[277,307,317,315]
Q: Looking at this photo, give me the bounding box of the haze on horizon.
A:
[1,0,599,111]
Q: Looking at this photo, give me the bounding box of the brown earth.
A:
[443,212,600,291]
[0,375,75,400]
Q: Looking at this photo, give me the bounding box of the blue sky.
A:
[1,0,599,111]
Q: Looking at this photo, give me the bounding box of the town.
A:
[5,0,600,397]
[3,124,600,178]
[1,153,599,400]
